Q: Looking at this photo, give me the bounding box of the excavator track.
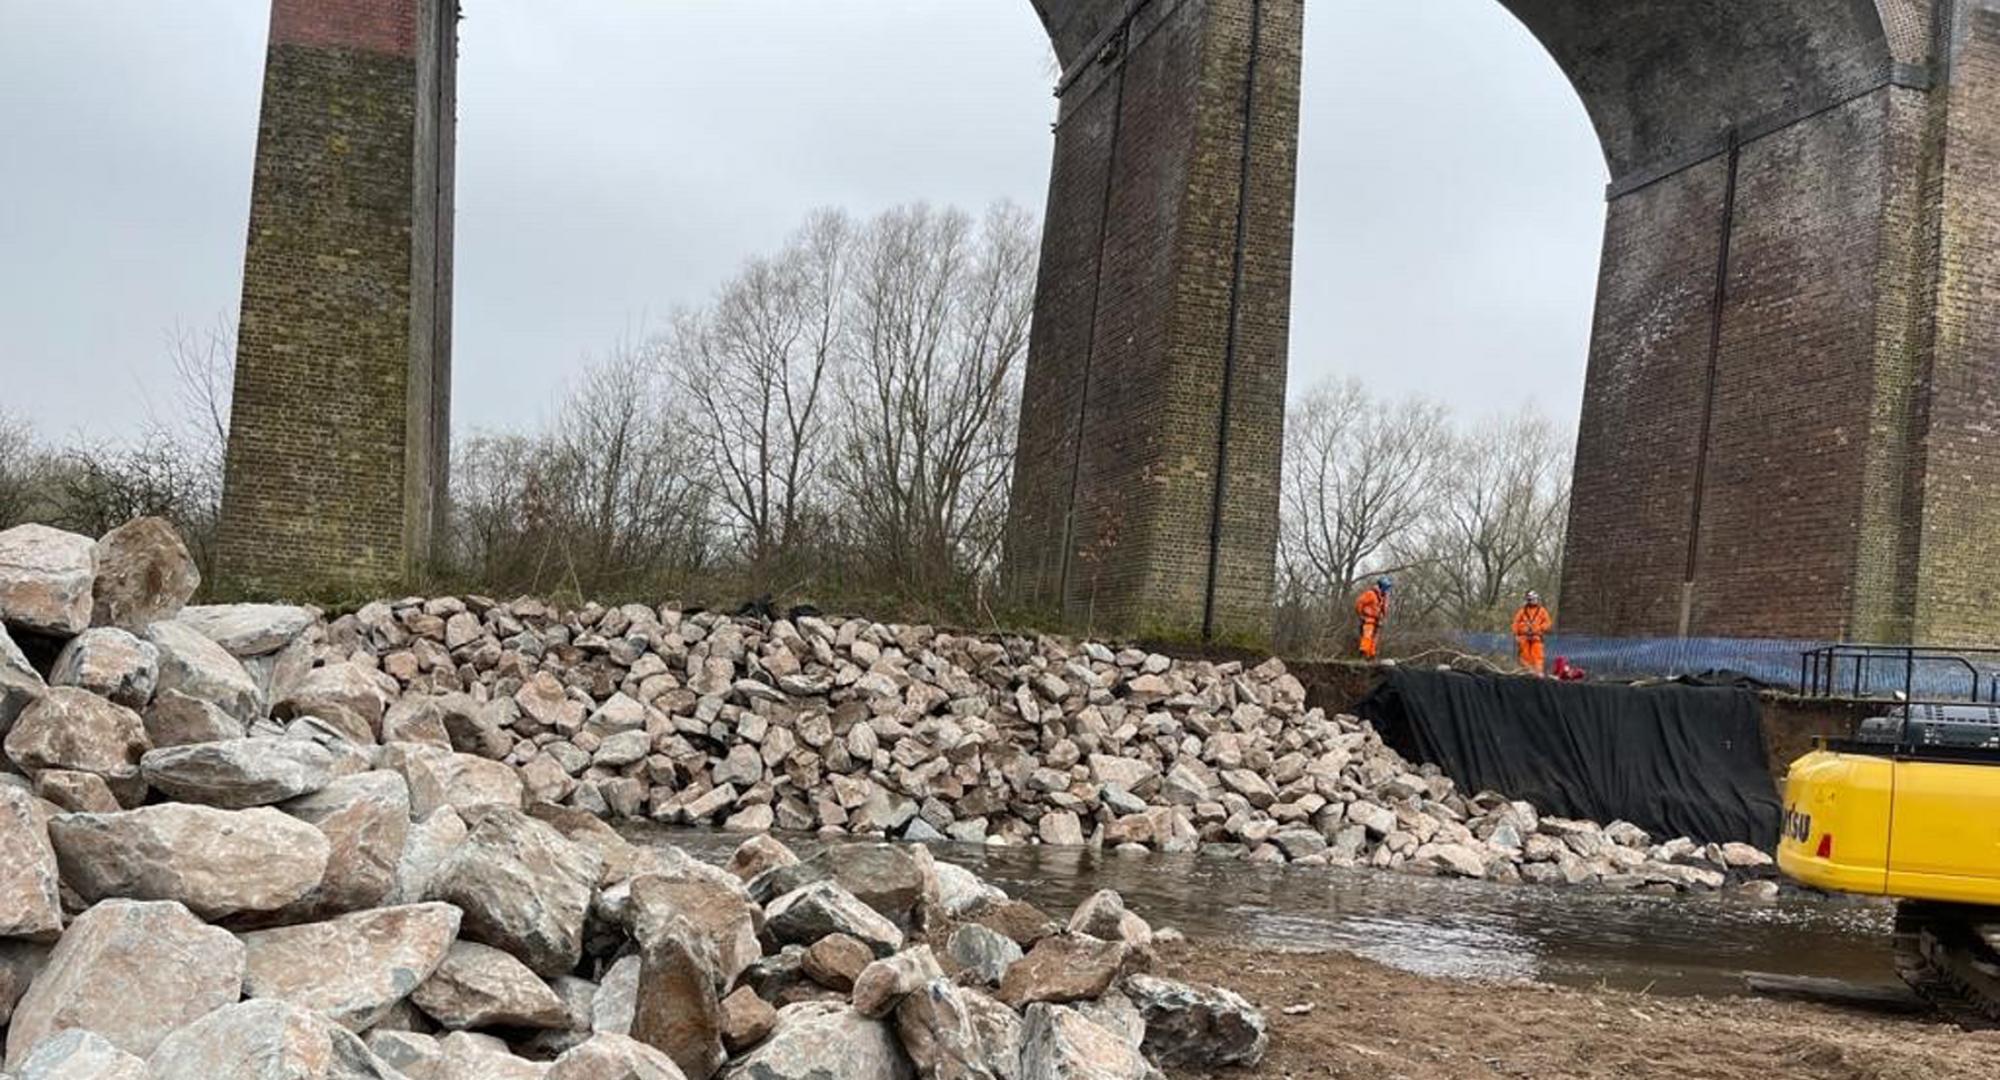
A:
[1893,902,2000,1030]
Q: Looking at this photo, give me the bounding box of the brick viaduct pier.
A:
[220,0,2000,644]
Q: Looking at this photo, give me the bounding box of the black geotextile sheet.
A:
[1355,669,1781,847]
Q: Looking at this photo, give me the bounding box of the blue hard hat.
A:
[1377,576,1394,590]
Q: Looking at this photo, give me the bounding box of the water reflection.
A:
[628,826,1898,998]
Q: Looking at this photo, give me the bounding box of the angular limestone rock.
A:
[140,737,334,808]
[764,881,904,957]
[12,1029,150,1080]
[410,940,571,1031]
[49,627,158,709]
[142,687,243,747]
[631,914,723,1080]
[998,937,1128,1009]
[0,523,95,637]
[90,517,198,631]
[386,806,466,906]
[387,744,524,819]
[149,620,263,724]
[48,804,330,919]
[427,806,601,978]
[547,1033,689,1080]
[1017,1003,1160,1080]
[274,769,411,919]
[720,1001,913,1080]
[241,903,463,1031]
[851,946,944,1020]
[0,784,63,939]
[146,999,404,1080]
[5,899,244,1067]
[176,603,315,657]
[1122,974,1267,1068]
[4,687,150,807]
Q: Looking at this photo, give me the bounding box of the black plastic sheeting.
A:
[1356,669,1781,848]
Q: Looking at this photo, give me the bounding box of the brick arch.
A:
[221,0,2000,645]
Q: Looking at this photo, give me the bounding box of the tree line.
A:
[1,200,1568,646]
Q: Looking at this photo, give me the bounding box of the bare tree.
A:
[828,202,1038,593]
[1414,408,1572,630]
[1278,377,1450,601]
[0,409,42,528]
[670,210,848,581]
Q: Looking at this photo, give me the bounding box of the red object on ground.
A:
[1552,657,1587,682]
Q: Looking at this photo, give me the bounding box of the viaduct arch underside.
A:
[220,0,2000,645]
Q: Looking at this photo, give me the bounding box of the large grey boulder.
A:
[750,845,928,930]
[276,770,411,918]
[363,1030,441,1079]
[630,914,723,1080]
[0,784,63,939]
[48,804,330,919]
[435,1031,549,1080]
[548,1033,689,1080]
[4,687,150,806]
[90,517,198,631]
[410,940,570,1031]
[149,620,262,723]
[146,999,404,1080]
[720,1001,914,1080]
[5,899,244,1067]
[764,881,905,957]
[240,903,463,1031]
[1017,1004,1161,1080]
[49,627,158,709]
[1121,974,1266,1068]
[385,806,465,906]
[947,924,1022,988]
[0,523,95,636]
[0,622,45,737]
[626,876,761,990]
[176,604,315,657]
[277,663,387,738]
[142,688,243,747]
[11,1029,151,1080]
[140,737,334,808]
[894,979,1001,1080]
[385,744,523,818]
[428,807,601,977]
[851,946,944,1019]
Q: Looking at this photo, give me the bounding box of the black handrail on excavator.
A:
[1799,643,2000,703]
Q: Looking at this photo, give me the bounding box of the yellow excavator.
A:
[1779,704,2000,1023]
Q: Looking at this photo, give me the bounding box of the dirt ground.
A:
[1154,943,2000,1080]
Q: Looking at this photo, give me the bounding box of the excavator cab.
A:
[1780,705,2000,904]
[1780,705,2000,1021]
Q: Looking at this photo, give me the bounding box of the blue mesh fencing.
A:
[1450,632,2000,700]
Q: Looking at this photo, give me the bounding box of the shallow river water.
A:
[631,827,1899,999]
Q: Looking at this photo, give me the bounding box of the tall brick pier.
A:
[223,0,2000,644]
[219,0,455,596]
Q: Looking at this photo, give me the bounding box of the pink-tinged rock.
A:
[274,770,412,919]
[384,743,524,819]
[410,940,570,1031]
[90,517,198,631]
[4,899,244,1067]
[240,903,463,1031]
[0,784,62,939]
[722,1002,913,1080]
[49,628,158,709]
[47,804,330,920]
[1017,1003,1161,1080]
[149,620,263,723]
[145,999,405,1080]
[139,737,334,808]
[10,1029,150,1080]
[546,1033,689,1080]
[427,806,601,977]
[0,524,95,636]
[3,687,150,807]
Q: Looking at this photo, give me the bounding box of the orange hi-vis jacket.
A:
[1356,586,1387,627]
[1512,603,1552,641]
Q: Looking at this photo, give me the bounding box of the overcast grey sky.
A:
[0,1,1606,445]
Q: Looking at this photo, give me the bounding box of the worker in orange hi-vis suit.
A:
[1354,577,1392,661]
[1512,590,1553,676]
